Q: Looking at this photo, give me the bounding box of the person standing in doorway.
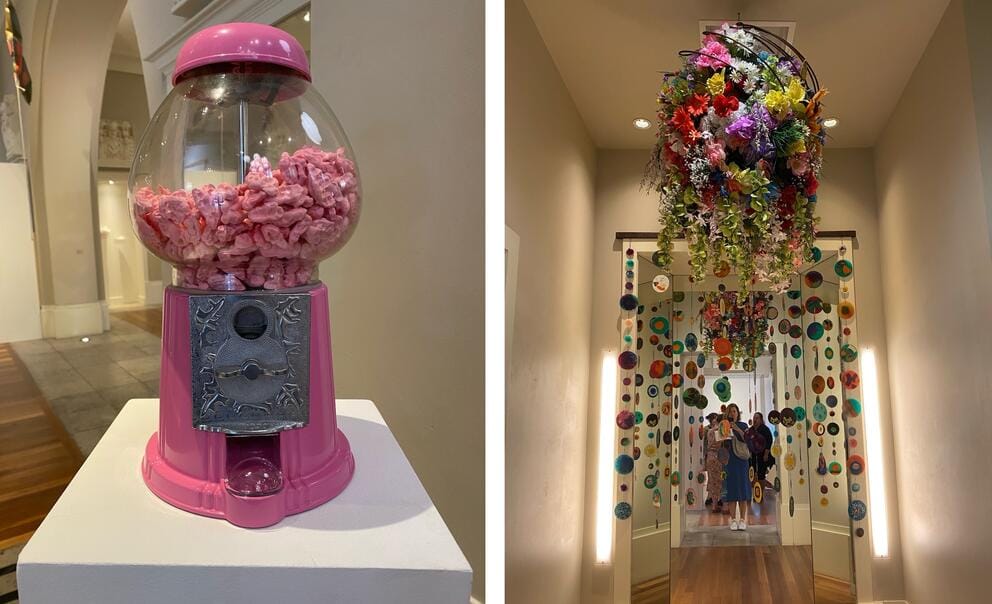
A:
[748,412,775,490]
[724,404,751,530]
[703,412,724,512]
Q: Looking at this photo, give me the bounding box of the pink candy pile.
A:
[132,147,360,290]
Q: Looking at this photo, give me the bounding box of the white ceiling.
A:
[523,0,951,148]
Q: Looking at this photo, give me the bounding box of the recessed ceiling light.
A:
[633,117,652,130]
[823,117,839,129]
[303,11,310,22]
[108,179,115,185]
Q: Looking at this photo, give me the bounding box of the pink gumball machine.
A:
[130,23,357,528]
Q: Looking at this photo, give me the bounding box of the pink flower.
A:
[788,154,810,176]
[705,139,726,166]
[695,39,732,69]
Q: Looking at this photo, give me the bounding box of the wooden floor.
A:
[632,546,856,604]
[0,344,83,549]
[693,490,777,527]
[111,307,163,337]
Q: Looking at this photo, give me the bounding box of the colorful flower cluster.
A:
[644,23,827,293]
[699,290,771,364]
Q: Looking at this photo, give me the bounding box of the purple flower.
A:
[726,114,756,140]
[752,104,776,129]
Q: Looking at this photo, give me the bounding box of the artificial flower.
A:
[763,89,791,118]
[670,106,696,140]
[686,93,710,116]
[694,39,732,69]
[788,154,810,176]
[706,71,726,96]
[725,114,756,141]
[645,23,824,292]
[712,93,739,117]
[704,139,726,167]
[785,77,806,112]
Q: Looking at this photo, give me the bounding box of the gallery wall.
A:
[874,1,992,601]
[98,69,161,288]
[505,0,597,602]
[581,147,905,602]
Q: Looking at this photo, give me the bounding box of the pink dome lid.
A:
[172,22,310,85]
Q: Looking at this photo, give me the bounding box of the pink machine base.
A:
[142,283,355,528]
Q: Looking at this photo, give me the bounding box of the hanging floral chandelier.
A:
[644,22,827,293]
[699,289,771,366]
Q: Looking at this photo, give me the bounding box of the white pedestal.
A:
[17,399,472,604]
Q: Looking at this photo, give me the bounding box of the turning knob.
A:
[243,361,261,380]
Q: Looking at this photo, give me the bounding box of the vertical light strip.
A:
[595,351,618,563]
[862,348,889,558]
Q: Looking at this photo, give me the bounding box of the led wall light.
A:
[595,350,618,563]
[862,348,889,558]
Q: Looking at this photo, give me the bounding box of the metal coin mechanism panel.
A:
[190,288,312,434]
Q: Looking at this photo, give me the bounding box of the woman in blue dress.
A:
[723,403,752,530]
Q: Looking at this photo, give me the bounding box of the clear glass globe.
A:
[129,64,361,291]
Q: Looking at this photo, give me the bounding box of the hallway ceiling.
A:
[523,0,951,148]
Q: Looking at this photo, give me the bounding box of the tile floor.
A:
[11,315,160,457]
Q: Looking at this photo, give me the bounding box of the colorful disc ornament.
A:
[812,399,828,422]
[845,398,863,417]
[806,322,824,340]
[841,344,858,363]
[615,502,632,519]
[838,300,856,320]
[784,452,796,470]
[713,338,732,356]
[618,351,638,370]
[805,296,823,314]
[652,274,670,293]
[804,271,823,288]
[768,410,781,425]
[834,260,853,279]
[780,408,797,427]
[620,294,639,311]
[685,332,698,352]
[649,316,669,335]
[684,361,698,379]
[649,360,670,379]
[615,454,634,474]
[717,356,734,371]
[848,455,865,475]
[848,500,867,521]
[841,370,860,389]
[616,410,635,429]
[713,377,732,402]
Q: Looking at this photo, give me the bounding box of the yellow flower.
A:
[706,71,726,96]
[785,77,806,112]
[786,139,807,155]
[764,90,791,118]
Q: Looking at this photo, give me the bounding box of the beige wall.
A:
[874,1,992,602]
[579,148,905,601]
[308,1,485,600]
[505,0,596,602]
[34,0,124,308]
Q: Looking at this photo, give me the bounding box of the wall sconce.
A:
[862,348,889,558]
[595,350,617,563]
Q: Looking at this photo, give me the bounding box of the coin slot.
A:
[233,305,267,340]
